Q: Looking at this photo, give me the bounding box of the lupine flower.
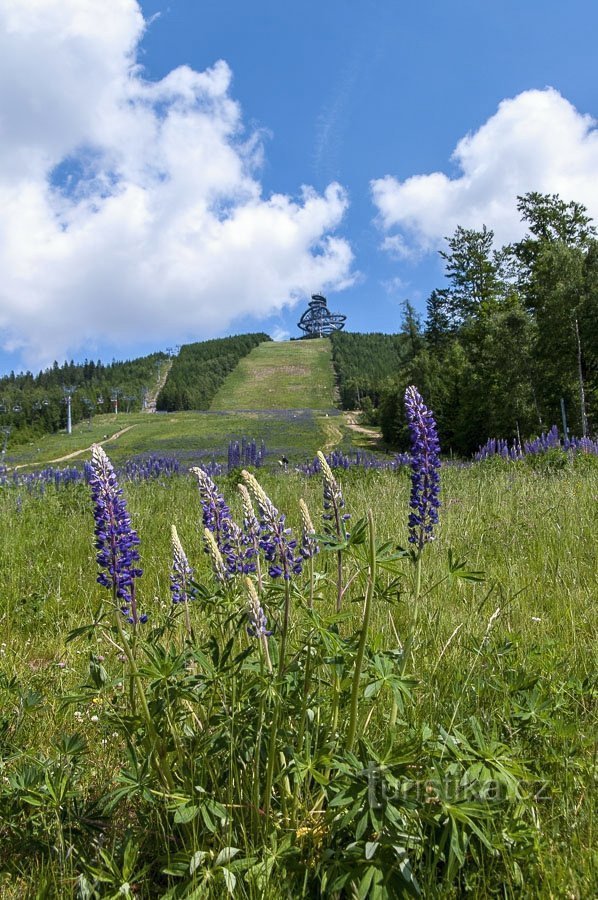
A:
[222,519,257,576]
[89,444,145,624]
[245,578,273,639]
[245,578,273,672]
[404,386,441,551]
[203,527,228,585]
[170,525,194,605]
[241,470,303,580]
[191,466,251,575]
[191,467,233,547]
[238,483,262,584]
[316,451,350,541]
[299,498,319,559]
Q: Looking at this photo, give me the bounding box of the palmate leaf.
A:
[447,549,485,582]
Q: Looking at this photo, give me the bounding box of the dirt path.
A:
[13,425,137,469]
[320,416,344,452]
[143,358,173,412]
[344,413,382,442]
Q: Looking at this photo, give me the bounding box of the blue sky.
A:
[1,0,598,375]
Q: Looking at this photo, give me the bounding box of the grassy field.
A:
[210,339,337,410]
[5,339,346,470]
[0,458,596,897]
[5,409,349,470]
[1,341,596,896]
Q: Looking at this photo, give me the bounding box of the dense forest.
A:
[0,353,167,448]
[330,332,412,412]
[156,333,270,411]
[333,192,598,455]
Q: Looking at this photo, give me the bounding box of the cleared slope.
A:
[210,339,336,410]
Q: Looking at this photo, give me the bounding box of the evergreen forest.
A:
[155,333,270,411]
[332,192,598,455]
[0,353,167,447]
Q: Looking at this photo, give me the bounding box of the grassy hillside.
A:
[4,338,353,469]
[210,338,336,410]
[156,333,270,411]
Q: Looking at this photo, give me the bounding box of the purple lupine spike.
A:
[241,470,303,580]
[191,466,255,576]
[89,445,146,624]
[238,483,263,583]
[190,466,233,548]
[404,386,441,552]
[317,451,350,541]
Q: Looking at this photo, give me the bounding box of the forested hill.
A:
[155,333,270,411]
[333,193,598,456]
[330,331,412,410]
[0,352,168,446]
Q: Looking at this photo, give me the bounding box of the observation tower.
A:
[296,294,346,338]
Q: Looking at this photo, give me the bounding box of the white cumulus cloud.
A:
[0,0,353,368]
[371,88,598,254]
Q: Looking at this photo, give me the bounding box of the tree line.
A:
[0,353,168,448]
[333,192,598,455]
[156,334,270,411]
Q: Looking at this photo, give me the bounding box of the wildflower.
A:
[245,578,273,672]
[241,470,302,579]
[89,445,146,624]
[246,578,273,639]
[203,528,228,585]
[299,499,319,559]
[190,466,232,547]
[191,466,249,575]
[170,525,194,604]
[317,451,350,541]
[404,386,441,552]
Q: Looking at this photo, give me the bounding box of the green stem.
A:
[400,553,423,681]
[335,549,343,613]
[278,580,291,676]
[346,509,376,753]
[115,612,175,792]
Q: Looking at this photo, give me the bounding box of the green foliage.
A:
[0,462,596,896]
[372,192,598,453]
[156,333,270,411]
[0,353,168,448]
[330,331,412,410]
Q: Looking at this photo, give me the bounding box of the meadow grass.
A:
[0,459,596,897]
[210,339,337,410]
[6,408,339,469]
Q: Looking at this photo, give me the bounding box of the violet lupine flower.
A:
[241,470,303,580]
[316,451,350,541]
[191,466,251,576]
[404,386,441,552]
[170,525,194,604]
[238,484,262,579]
[190,467,233,547]
[245,578,273,671]
[246,591,273,638]
[89,445,146,624]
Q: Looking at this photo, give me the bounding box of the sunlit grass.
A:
[0,461,595,896]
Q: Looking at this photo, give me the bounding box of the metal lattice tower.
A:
[297,294,346,338]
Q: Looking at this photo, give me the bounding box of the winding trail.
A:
[13,425,137,470]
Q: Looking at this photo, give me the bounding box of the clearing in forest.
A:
[210,338,336,410]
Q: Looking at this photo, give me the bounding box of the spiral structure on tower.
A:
[297,294,346,338]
